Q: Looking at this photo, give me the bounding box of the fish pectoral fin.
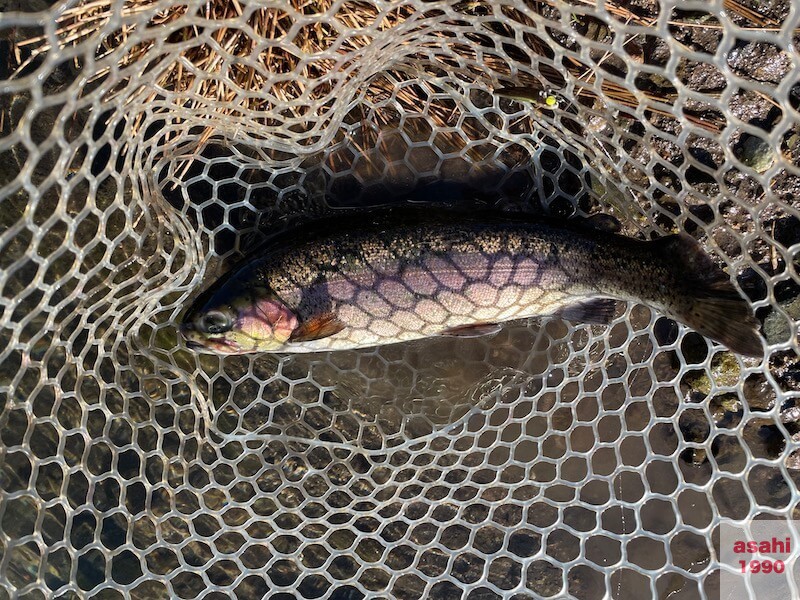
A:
[583,213,622,233]
[288,312,345,343]
[556,298,618,325]
[440,323,503,338]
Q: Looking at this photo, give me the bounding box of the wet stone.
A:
[728,42,791,84]
[734,133,774,173]
[763,296,800,345]
[525,560,563,597]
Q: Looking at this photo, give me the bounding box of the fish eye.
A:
[200,310,232,334]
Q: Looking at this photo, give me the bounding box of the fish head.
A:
[180,274,298,354]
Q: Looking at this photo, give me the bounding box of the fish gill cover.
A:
[0,0,798,598]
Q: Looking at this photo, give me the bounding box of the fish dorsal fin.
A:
[289,312,346,343]
[556,298,618,325]
[440,323,503,338]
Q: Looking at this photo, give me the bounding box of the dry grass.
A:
[12,0,784,103]
[14,1,416,144]
[9,0,535,174]
[9,0,782,169]
[16,1,412,95]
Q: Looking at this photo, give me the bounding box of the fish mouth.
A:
[180,324,241,354]
[187,337,240,354]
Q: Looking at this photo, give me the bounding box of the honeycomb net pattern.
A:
[1,0,799,597]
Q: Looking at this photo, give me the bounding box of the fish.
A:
[180,210,763,356]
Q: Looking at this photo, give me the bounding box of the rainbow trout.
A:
[180,211,762,356]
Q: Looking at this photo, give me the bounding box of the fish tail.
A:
[653,234,763,357]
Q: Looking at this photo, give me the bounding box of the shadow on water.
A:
[153,117,599,261]
[199,313,601,450]
[286,321,555,447]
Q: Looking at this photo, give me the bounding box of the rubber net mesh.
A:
[1,0,799,597]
